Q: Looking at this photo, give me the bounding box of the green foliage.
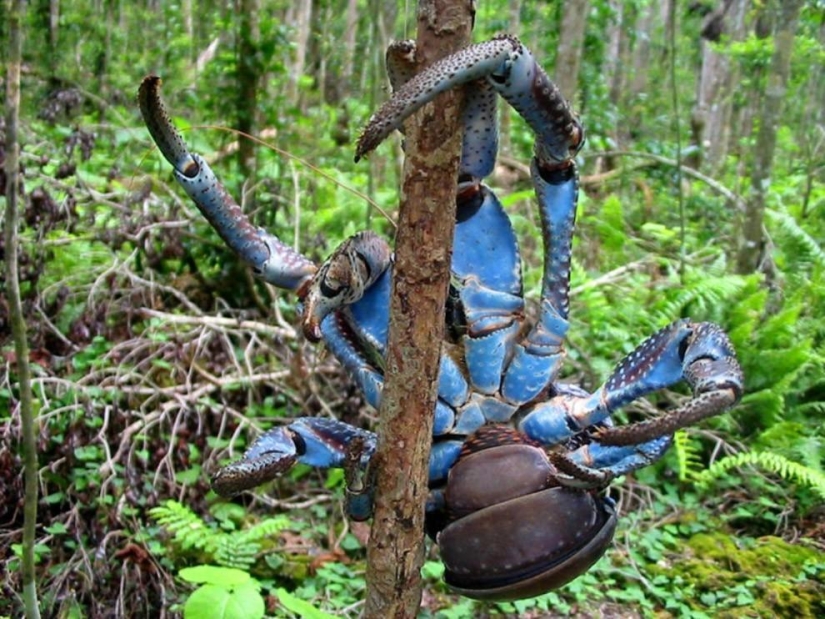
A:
[673,429,704,482]
[275,588,338,619]
[149,500,290,571]
[180,566,266,619]
[696,450,825,501]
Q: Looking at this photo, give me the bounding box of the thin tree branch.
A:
[4,0,41,616]
[363,1,474,616]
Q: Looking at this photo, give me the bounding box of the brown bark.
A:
[736,0,804,274]
[690,0,748,173]
[363,1,475,617]
[554,0,590,104]
[235,0,260,183]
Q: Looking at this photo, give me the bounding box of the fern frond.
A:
[149,500,218,553]
[213,536,261,570]
[767,208,825,268]
[240,515,291,543]
[696,451,825,500]
[673,429,704,482]
[655,273,746,324]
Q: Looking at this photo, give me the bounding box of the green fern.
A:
[695,451,825,500]
[673,430,704,482]
[150,500,217,553]
[150,500,291,570]
[767,208,825,269]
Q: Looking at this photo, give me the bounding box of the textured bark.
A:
[287,0,313,106]
[736,0,804,274]
[690,0,748,173]
[363,1,474,616]
[5,0,41,616]
[554,0,590,104]
[235,0,260,183]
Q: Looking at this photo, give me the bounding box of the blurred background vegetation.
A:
[1,0,823,617]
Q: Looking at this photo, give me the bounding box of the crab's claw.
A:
[355,35,583,168]
[138,76,316,291]
[211,418,377,500]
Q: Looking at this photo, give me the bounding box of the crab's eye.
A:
[319,276,344,298]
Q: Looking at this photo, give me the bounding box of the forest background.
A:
[1,0,824,617]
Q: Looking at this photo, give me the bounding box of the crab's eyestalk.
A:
[300,231,392,342]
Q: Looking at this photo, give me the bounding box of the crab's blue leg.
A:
[480,38,584,405]
[138,76,316,291]
[502,161,578,405]
[356,37,516,162]
[357,35,581,166]
[562,435,674,484]
[212,417,377,495]
[315,279,458,438]
[452,187,524,395]
[520,320,744,446]
[356,37,583,405]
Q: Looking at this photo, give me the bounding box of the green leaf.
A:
[179,565,250,586]
[184,582,265,619]
[275,588,338,619]
[175,465,202,485]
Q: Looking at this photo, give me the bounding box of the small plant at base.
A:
[149,500,290,570]
[179,565,265,619]
[695,450,825,500]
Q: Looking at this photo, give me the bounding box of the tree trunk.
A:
[690,0,748,173]
[5,0,41,616]
[736,0,804,274]
[235,0,260,184]
[604,0,626,107]
[339,0,359,100]
[629,2,655,99]
[363,1,474,617]
[554,0,589,104]
[288,0,313,107]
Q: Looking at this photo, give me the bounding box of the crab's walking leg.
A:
[483,36,584,404]
[356,37,583,405]
[138,76,316,291]
[521,320,743,454]
[211,418,376,493]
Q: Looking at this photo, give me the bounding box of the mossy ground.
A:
[648,531,825,618]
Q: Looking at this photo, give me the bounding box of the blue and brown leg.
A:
[521,320,743,483]
[138,76,317,291]
[211,417,378,519]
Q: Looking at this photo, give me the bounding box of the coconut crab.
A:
[137,34,743,601]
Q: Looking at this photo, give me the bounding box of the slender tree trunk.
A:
[629,2,655,99]
[340,0,359,100]
[736,0,804,274]
[235,0,260,185]
[554,0,589,104]
[690,0,748,173]
[288,0,313,107]
[604,0,625,106]
[5,0,40,617]
[363,1,474,616]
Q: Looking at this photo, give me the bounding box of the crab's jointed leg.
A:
[359,36,583,407]
[521,320,744,478]
[211,417,377,519]
[138,76,317,291]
